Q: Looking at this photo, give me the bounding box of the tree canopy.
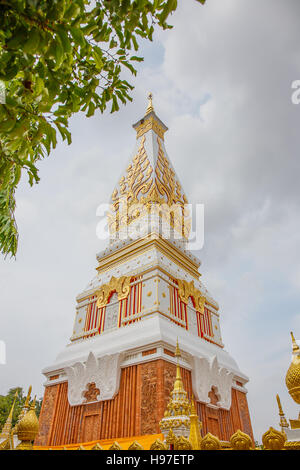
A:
[0,0,205,258]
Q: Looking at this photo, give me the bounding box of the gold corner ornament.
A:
[177,279,206,313]
[108,135,191,239]
[262,427,286,450]
[230,429,253,450]
[96,276,131,308]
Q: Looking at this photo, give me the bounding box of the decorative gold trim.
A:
[177,279,206,314]
[96,276,131,308]
[135,115,165,140]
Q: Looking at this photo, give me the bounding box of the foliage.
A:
[0,387,42,430]
[0,0,205,258]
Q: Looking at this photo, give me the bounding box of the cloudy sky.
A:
[1,0,300,441]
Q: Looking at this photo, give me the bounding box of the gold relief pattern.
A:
[285,332,300,404]
[262,427,286,450]
[230,429,252,450]
[96,276,131,308]
[107,134,191,239]
[177,279,206,314]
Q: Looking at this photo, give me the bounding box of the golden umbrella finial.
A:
[146,92,154,114]
[291,331,300,354]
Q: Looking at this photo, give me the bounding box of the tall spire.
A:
[145,92,154,115]
[276,394,289,432]
[0,391,18,440]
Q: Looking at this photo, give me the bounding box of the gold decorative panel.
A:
[96,276,131,308]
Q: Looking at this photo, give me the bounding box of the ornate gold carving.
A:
[174,436,193,450]
[77,445,86,450]
[166,429,176,446]
[149,439,168,450]
[135,116,165,140]
[200,433,221,450]
[128,441,144,450]
[109,441,122,450]
[262,427,286,450]
[83,382,100,403]
[96,276,131,308]
[108,134,191,239]
[230,429,252,450]
[177,279,206,313]
[16,398,39,450]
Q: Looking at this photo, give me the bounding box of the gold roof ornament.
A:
[285,331,300,404]
[230,429,252,450]
[12,385,32,435]
[145,92,154,115]
[276,394,289,432]
[262,427,286,450]
[0,390,18,441]
[200,432,221,450]
[15,395,39,450]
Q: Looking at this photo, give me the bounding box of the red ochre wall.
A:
[35,359,254,446]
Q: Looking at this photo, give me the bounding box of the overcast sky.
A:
[1,0,300,442]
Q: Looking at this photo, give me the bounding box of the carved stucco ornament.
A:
[65,351,122,406]
[177,279,206,314]
[109,441,122,450]
[192,355,234,410]
[96,276,131,308]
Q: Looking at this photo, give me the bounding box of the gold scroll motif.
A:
[96,276,131,308]
[177,279,206,314]
[107,135,191,239]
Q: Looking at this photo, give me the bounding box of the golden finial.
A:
[291,331,300,354]
[276,394,289,432]
[0,391,18,441]
[285,332,300,404]
[15,396,39,450]
[145,92,154,115]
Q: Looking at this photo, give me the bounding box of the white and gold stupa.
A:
[35,95,253,447]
